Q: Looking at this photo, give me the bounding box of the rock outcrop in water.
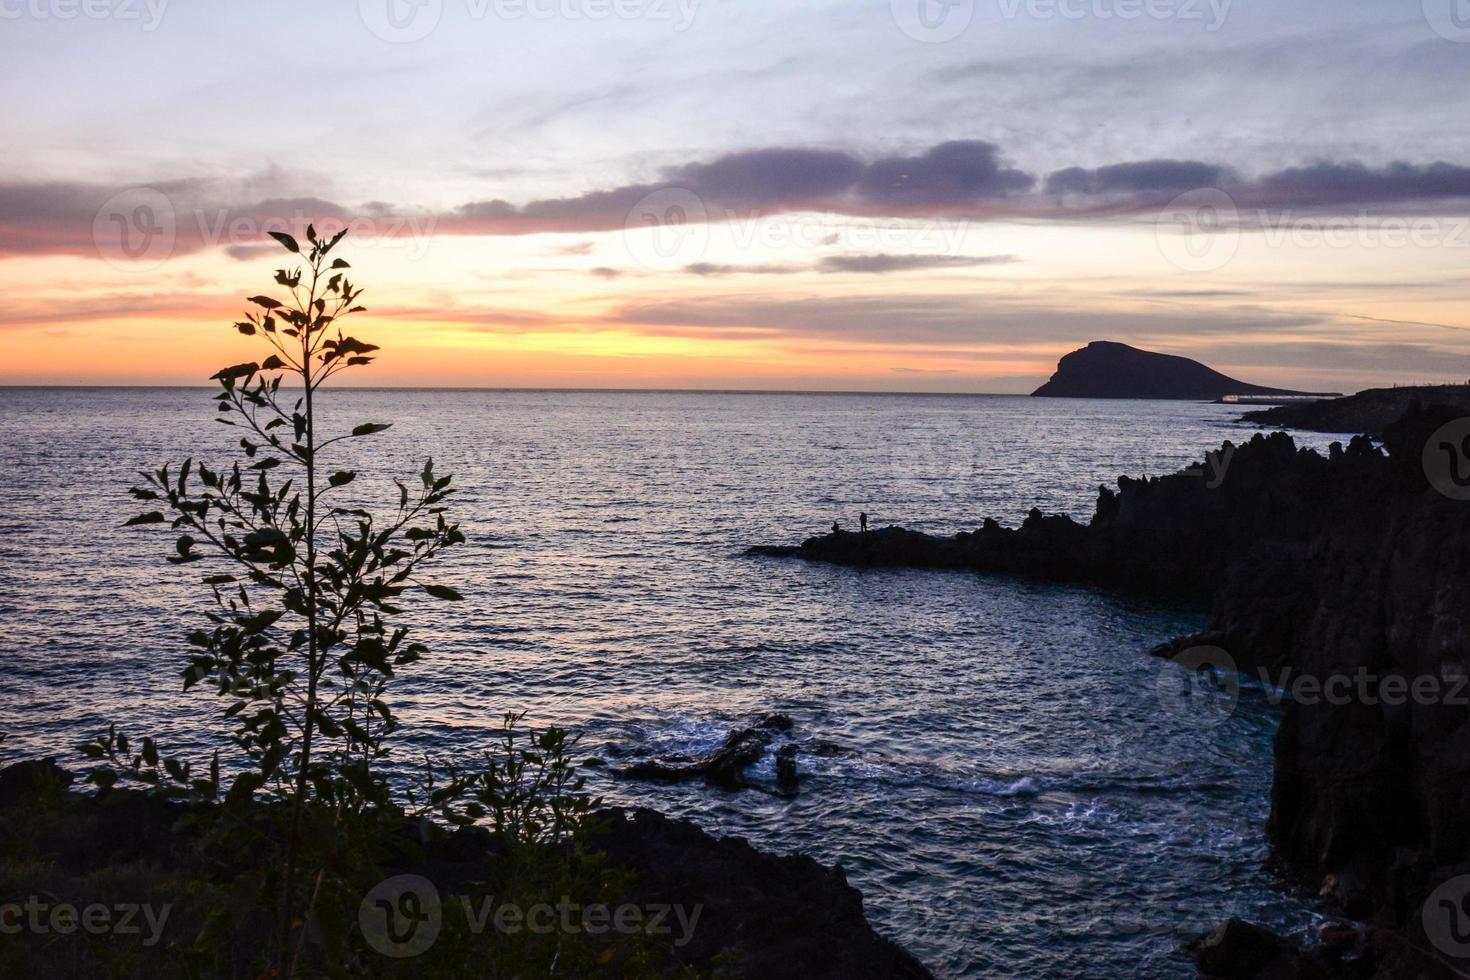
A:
[1031,340,1318,400]
[751,402,1470,978]
[618,714,801,796]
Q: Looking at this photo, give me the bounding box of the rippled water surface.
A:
[0,388,1339,977]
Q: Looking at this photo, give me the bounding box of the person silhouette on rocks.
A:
[859,512,868,534]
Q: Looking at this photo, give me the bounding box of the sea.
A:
[0,388,1351,977]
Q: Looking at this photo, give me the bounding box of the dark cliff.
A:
[751,404,1470,978]
[1032,340,1314,400]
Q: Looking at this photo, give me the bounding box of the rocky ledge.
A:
[1241,383,1470,436]
[0,759,929,979]
[752,402,1470,979]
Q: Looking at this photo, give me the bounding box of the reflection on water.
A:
[0,389,1335,978]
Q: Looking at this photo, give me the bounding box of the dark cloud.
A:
[684,262,801,276]
[1256,161,1470,207]
[683,254,1014,276]
[1044,161,1237,197]
[673,148,864,208]
[818,253,1016,274]
[856,141,1035,206]
[7,144,1470,259]
[225,244,277,261]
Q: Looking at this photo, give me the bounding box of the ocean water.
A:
[0,388,1344,977]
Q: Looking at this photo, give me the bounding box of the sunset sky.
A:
[3,0,1469,391]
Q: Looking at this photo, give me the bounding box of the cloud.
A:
[225,244,278,261]
[1044,161,1238,197]
[7,142,1470,260]
[681,254,1014,276]
[856,141,1035,206]
[684,262,801,276]
[0,179,367,259]
[672,148,865,208]
[1255,161,1470,207]
[604,293,1323,348]
[818,253,1016,274]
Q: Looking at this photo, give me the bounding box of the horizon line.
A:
[0,383,1042,397]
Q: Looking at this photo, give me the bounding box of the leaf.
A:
[328,470,356,488]
[423,584,464,601]
[226,771,265,805]
[351,422,391,437]
[331,258,350,269]
[268,231,299,253]
[123,512,166,526]
[261,354,287,371]
[211,362,259,381]
[243,528,288,547]
[247,295,283,310]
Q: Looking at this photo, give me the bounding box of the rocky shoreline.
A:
[1240,384,1470,436]
[0,759,929,979]
[751,402,1470,979]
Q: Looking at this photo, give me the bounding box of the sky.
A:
[2,0,1469,392]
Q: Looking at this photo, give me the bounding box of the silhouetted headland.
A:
[751,401,1470,978]
[1032,340,1330,401]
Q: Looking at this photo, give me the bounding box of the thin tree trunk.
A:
[279,267,322,975]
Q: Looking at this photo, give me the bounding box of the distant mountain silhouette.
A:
[1031,341,1311,400]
